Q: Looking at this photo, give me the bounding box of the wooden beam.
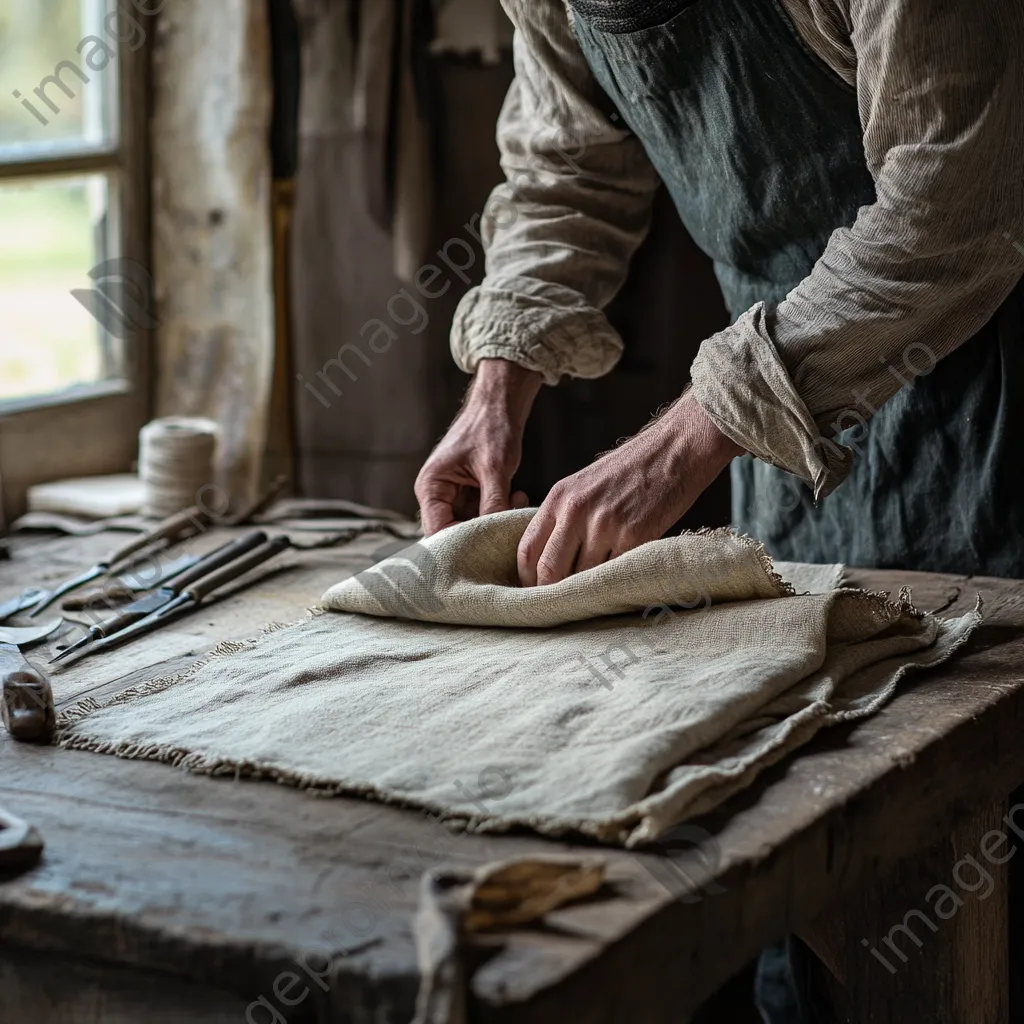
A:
[151,0,275,511]
[0,143,119,181]
[801,801,1010,1023]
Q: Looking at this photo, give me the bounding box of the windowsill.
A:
[0,378,131,417]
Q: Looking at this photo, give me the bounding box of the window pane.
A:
[0,174,123,402]
[0,0,120,150]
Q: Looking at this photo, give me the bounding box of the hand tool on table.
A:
[59,552,202,611]
[0,588,47,624]
[0,620,64,743]
[51,530,269,664]
[56,535,291,667]
[28,504,212,618]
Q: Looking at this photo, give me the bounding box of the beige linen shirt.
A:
[450,0,1024,498]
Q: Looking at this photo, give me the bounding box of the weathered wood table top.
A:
[1,525,1022,1023]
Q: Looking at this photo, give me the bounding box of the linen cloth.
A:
[57,511,978,846]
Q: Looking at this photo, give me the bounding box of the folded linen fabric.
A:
[58,510,979,845]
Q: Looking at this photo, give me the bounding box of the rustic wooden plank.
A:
[0,535,1022,1023]
[0,943,250,1024]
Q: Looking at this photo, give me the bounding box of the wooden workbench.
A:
[1,524,1022,1023]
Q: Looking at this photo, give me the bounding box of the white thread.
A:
[138,417,219,518]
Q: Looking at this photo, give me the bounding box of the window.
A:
[0,0,150,516]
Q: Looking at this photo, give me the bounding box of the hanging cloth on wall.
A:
[353,0,512,281]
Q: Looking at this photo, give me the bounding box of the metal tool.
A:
[0,621,63,744]
[29,505,211,618]
[0,622,64,647]
[58,535,291,666]
[0,588,47,624]
[52,531,268,664]
[112,551,202,592]
[59,553,202,611]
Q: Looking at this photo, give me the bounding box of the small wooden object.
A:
[1,648,55,744]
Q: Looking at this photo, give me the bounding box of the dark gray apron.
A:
[567,0,1024,579]
[566,1,1024,1019]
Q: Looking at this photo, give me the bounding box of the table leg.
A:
[799,800,1010,1024]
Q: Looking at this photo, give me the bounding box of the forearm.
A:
[465,359,544,429]
[646,391,746,503]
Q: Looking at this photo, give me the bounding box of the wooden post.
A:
[800,801,1010,1023]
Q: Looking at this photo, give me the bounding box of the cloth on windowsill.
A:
[56,509,979,846]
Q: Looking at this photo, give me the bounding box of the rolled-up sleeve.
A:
[450,0,661,385]
[691,0,1024,498]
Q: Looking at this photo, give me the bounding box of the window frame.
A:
[0,8,152,521]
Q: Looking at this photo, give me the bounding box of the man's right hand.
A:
[415,359,544,535]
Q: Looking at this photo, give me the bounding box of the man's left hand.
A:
[517,392,744,586]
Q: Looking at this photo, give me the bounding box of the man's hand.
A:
[416,359,544,535]
[517,392,744,586]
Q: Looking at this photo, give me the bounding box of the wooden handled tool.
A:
[28,504,211,617]
[1,644,55,743]
[174,534,291,604]
[52,531,268,664]
[58,535,292,664]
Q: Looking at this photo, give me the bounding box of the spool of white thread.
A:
[138,417,220,518]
